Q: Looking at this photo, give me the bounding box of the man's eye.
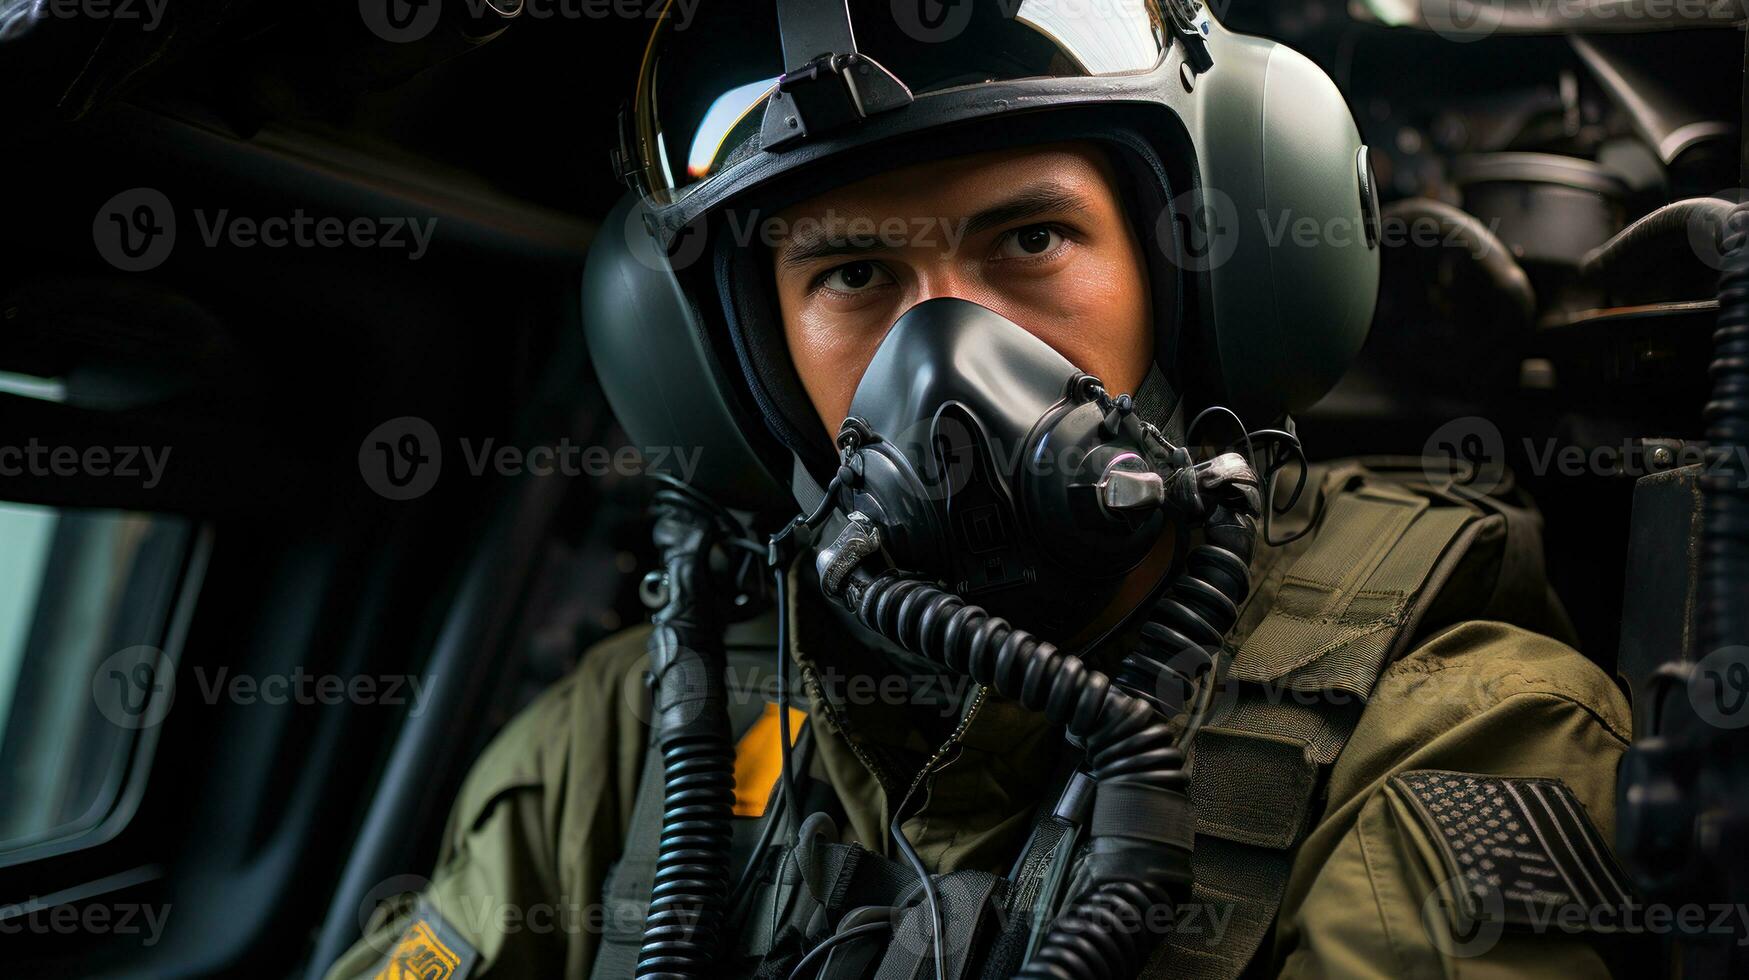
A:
[996,224,1066,259]
[820,261,892,292]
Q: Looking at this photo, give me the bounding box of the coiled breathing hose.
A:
[1704,201,1749,679]
[821,458,1260,980]
[636,486,738,980]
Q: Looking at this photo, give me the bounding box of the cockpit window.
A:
[0,502,193,857]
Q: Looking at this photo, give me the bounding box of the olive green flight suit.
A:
[326,460,1636,979]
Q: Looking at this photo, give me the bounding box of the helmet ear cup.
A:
[1192,30,1380,423]
[581,195,787,509]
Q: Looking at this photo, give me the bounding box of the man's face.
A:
[769,142,1155,436]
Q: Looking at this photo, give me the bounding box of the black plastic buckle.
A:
[1165,0,1215,74]
[761,53,913,152]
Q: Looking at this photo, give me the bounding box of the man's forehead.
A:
[772,140,1112,225]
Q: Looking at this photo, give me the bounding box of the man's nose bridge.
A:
[909,262,986,312]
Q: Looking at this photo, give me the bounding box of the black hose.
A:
[1703,203,1749,670]
[1116,505,1257,725]
[837,500,1256,980]
[1581,197,1738,304]
[637,489,737,980]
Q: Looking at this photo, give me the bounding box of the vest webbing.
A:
[1150,466,1488,980]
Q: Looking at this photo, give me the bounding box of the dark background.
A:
[0,1,1738,975]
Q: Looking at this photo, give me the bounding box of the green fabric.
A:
[324,459,1634,980]
[325,626,653,980]
[1271,621,1632,979]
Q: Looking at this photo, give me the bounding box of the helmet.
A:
[582,0,1380,512]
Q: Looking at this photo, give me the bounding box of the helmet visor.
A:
[631,0,1171,204]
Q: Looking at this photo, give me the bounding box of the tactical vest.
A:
[591,458,1551,980]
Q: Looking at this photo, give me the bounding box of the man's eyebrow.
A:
[961,183,1091,236]
[777,233,886,270]
[775,182,1092,270]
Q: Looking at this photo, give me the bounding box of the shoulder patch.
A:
[1390,769,1638,933]
[372,901,480,980]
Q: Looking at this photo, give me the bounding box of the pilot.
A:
[328,3,1638,978]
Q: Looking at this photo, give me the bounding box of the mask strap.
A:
[1133,363,1185,443]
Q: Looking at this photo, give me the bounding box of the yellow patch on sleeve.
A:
[732,702,809,817]
[373,908,476,980]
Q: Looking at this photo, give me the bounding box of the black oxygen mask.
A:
[816,298,1214,642]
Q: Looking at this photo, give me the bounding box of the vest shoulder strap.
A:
[590,646,791,980]
[1156,460,1495,980]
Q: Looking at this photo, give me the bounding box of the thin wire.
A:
[786,921,893,980]
[773,563,803,835]
[1186,404,1259,475]
[727,751,790,910]
[1184,407,1320,547]
[890,811,946,980]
